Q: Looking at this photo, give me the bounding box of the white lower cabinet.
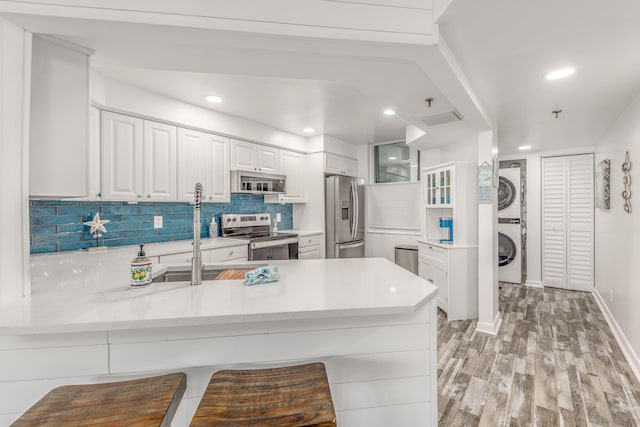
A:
[158,244,248,265]
[418,241,477,321]
[298,233,323,259]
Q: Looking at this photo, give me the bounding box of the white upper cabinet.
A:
[102,111,177,201]
[101,111,143,201]
[264,150,306,203]
[207,133,231,203]
[30,36,91,198]
[324,153,357,177]
[231,139,279,173]
[178,128,230,203]
[143,121,177,201]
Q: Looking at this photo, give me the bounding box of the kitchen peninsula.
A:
[0,249,437,426]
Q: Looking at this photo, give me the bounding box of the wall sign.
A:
[478,161,493,204]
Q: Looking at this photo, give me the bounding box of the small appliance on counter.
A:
[439,217,453,244]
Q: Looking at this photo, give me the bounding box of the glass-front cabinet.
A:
[423,166,453,207]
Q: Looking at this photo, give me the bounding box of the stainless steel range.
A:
[220,213,298,261]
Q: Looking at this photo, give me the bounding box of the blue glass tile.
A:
[102,205,141,215]
[32,215,82,226]
[30,207,57,216]
[31,244,58,254]
[58,223,87,233]
[59,241,92,252]
[104,237,140,247]
[57,206,93,216]
[31,225,57,234]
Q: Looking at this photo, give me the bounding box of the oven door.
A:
[249,238,299,261]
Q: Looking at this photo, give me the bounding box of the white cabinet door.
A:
[84,106,102,200]
[324,153,343,175]
[231,140,279,173]
[433,262,448,307]
[230,139,255,171]
[30,36,90,198]
[343,157,357,177]
[177,128,212,202]
[299,245,321,259]
[265,150,306,203]
[256,145,279,173]
[324,153,357,177]
[101,111,143,200]
[207,134,230,203]
[143,121,177,202]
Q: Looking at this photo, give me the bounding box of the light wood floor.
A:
[437,283,640,426]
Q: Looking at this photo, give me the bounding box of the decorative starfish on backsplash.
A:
[83,212,110,247]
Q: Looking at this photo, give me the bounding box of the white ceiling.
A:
[9,2,634,154]
[439,0,640,155]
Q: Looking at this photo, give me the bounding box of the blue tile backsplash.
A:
[30,195,293,254]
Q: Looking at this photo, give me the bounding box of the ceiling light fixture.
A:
[518,145,532,151]
[383,109,396,116]
[205,95,223,103]
[545,68,575,80]
[388,157,397,160]
[303,128,315,133]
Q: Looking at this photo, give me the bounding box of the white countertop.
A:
[417,239,478,249]
[2,252,436,335]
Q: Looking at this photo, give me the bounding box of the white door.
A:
[207,134,230,203]
[143,120,177,201]
[177,128,212,202]
[542,154,594,291]
[101,111,143,200]
[566,154,594,292]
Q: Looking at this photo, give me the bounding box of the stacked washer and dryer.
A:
[498,168,523,284]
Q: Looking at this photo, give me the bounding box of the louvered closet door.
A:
[542,154,594,291]
[542,157,568,288]
[566,154,594,291]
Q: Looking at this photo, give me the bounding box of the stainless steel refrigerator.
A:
[325,175,365,258]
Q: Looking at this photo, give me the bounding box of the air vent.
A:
[420,110,463,126]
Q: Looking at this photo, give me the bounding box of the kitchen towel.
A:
[244,265,279,285]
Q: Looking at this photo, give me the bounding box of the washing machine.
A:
[498,167,521,219]
[498,219,522,284]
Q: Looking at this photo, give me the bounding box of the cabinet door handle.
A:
[229,250,234,256]
[136,194,142,199]
[428,279,434,283]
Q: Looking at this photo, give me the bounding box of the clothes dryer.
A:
[498,219,522,284]
[498,167,521,219]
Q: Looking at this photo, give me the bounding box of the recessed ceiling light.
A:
[205,95,223,103]
[388,156,397,160]
[303,128,315,133]
[383,109,396,116]
[518,145,532,151]
[545,68,575,80]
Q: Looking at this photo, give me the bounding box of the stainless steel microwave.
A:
[230,170,286,194]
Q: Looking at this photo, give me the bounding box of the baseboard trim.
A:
[525,280,543,288]
[593,289,640,383]
[475,311,503,336]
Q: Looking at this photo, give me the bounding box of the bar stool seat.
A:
[13,372,186,427]
[190,362,336,427]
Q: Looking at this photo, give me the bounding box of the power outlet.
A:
[154,216,163,229]
[609,289,614,302]
[276,213,281,222]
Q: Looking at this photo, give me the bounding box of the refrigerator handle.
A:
[350,180,357,240]
[353,181,359,239]
[339,241,364,250]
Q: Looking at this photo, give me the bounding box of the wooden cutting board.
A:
[215,268,255,280]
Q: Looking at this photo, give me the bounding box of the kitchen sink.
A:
[152,264,262,283]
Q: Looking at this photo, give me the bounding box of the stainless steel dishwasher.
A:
[394,245,418,275]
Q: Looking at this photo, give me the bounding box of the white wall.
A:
[92,74,308,152]
[594,89,640,373]
[440,136,477,163]
[0,17,31,302]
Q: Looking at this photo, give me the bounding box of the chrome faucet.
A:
[191,183,203,285]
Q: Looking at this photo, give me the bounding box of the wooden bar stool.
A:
[190,362,336,426]
[13,372,186,427]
